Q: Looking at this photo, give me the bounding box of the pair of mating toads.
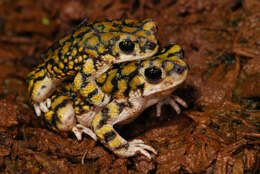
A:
[27,19,188,159]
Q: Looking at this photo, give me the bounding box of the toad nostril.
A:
[145,41,156,50]
[173,64,186,74]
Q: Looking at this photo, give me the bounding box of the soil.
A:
[0,0,259,173]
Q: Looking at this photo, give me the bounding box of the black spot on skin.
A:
[34,73,47,82]
[111,76,119,94]
[123,68,140,97]
[117,102,125,113]
[137,83,145,93]
[51,112,58,128]
[97,119,106,129]
[44,98,70,129]
[101,107,109,116]
[164,43,176,52]
[145,41,156,50]
[42,111,57,130]
[96,73,108,86]
[87,88,98,100]
[104,131,116,142]
[97,108,109,129]
[167,50,184,60]
[80,80,89,90]
[54,99,70,113]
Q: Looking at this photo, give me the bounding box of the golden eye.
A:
[119,39,135,54]
[144,66,162,84]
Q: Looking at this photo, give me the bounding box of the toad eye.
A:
[144,66,162,84]
[119,39,135,54]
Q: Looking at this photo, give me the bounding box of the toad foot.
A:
[72,124,97,141]
[33,98,52,116]
[114,139,157,159]
[156,95,187,117]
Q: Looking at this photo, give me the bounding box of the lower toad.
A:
[40,43,188,159]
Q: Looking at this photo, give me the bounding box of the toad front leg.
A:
[27,66,61,116]
[43,93,97,141]
[91,100,157,159]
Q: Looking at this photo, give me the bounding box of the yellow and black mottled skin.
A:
[42,43,188,158]
[92,43,187,157]
[27,18,159,109]
[95,43,186,99]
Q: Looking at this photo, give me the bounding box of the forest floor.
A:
[0,0,259,173]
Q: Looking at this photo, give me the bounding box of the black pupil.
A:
[144,66,162,83]
[119,39,135,54]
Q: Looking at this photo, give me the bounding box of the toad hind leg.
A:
[92,100,157,159]
[43,95,76,132]
[43,95,96,141]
